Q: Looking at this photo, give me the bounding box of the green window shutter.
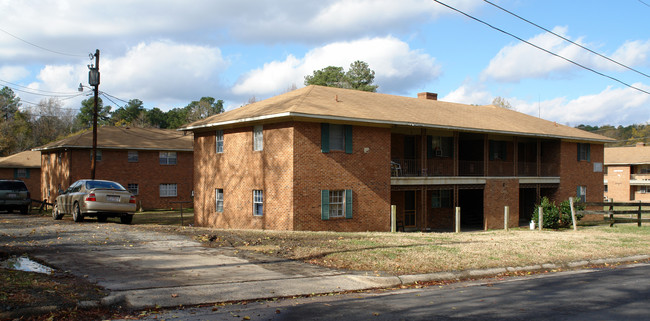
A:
[345,189,353,219]
[576,186,580,201]
[26,169,30,179]
[321,190,330,220]
[427,136,433,159]
[344,125,353,154]
[586,144,591,162]
[13,169,17,179]
[321,123,330,153]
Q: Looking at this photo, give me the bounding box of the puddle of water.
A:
[1,256,54,274]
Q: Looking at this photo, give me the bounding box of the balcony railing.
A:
[458,160,484,176]
[391,159,560,177]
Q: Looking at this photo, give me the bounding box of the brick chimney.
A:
[417,92,438,100]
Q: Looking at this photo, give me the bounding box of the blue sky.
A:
[1,0,649,126]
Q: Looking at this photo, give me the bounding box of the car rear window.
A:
[0,181,28,191]
[85,181,126,191]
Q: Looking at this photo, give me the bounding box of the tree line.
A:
[577,124,650,147]
[0,86,224,157]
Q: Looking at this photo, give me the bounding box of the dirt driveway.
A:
[0,214,395,309]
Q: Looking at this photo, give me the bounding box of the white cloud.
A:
[440,80,492,105]
[512,84,650,125]
[232,36,441,96]
[0,66,29,82]
[481,27,650,82]
[100,41,229,108]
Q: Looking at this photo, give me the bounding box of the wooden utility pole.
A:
[90,49,100,180]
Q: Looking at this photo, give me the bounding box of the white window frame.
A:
[160,184,177,197]
[329,124,345,151]
[159,151,177,165]
[127,183,139,195]
[215,188,224,212]
[15,168,27,178]
[253,190,264,216]
[216,130,224,154]
[128,150,139,162]
[578,185,587,202]
[90,150,101,161]
[329,190,345,218]
[253,125,263,151]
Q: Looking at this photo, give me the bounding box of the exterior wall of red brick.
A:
[557,142,604,203]
[41,149,193,209]
[41,150,71,203]
[292,122,391,231]
[192,121,392,231]
[483,178,519,229]
[605,165,631,201]
[0,168,41,200]
[193,122,295,230]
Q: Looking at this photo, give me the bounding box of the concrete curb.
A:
[89,254,649,309]
[393,254,650,286]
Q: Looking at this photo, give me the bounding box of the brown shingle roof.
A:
[0,150,41,168]
[33,127,193,152]
[181,85,612,142]
[605,144,650,165]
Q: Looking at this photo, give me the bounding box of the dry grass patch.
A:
[162,225,650,275]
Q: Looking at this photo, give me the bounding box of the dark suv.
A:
[0,180,31,214]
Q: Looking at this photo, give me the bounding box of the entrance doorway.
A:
[458,189,483,228]
[404,190,416,227]
[519,188,537,226]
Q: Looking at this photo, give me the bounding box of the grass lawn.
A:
[151,223,650,275]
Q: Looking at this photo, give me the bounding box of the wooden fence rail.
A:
[573,201,650,227]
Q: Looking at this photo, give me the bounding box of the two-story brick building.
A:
[0,150,42,201]
[33,126,193,209]
[604,142,650,202]
[181,85,612,232]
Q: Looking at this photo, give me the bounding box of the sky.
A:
[1,0,649,126]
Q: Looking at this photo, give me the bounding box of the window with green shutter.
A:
[321,189,353,220]
[321,123,352,154]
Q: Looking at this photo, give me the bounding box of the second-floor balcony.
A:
[391,158,559,178]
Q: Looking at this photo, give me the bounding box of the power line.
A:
[639,0,650,8]
[432,0,650,96]
[483,0,650,80]
[0,79,80,95]
[0,27,88,58]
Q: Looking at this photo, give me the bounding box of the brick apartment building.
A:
[604,142,650,202]
[0,150,41,201]
[33,126,193,209]
[181,85,612,232]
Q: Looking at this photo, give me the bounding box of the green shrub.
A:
[530,197,584,229]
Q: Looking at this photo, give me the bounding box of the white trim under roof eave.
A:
[179,111,613,143]
[32,145,192,152]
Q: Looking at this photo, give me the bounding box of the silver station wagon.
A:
[53,179,136,224]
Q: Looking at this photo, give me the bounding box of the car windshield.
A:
[0,181,28,191]
[85,181,126,191]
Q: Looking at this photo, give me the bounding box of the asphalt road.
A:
[140,263,650,321]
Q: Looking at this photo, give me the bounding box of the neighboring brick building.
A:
[0,150,41,201]
[604,142,650,202]
[181,85,612,232]
[33,127,193,209]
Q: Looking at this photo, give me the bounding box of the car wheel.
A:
[20,205,29,214]
[7,209,12,214]
[52,203,63,220]
[120,214,133,224]
[72,203,84,222]
[97,215,108,222]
